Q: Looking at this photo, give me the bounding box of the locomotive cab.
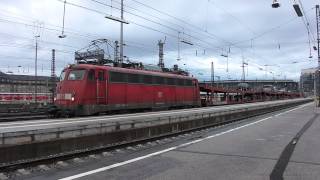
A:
[54,64,106,116]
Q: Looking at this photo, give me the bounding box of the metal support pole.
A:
[51,49,56,104]
[211,61,214,87]
[241,61,245,82]
[114,40,119,64]
[210,61,214,104]
[119,0,124,67]
[316,5,320,106]
[177,32,181,61]
[34,35,39,105]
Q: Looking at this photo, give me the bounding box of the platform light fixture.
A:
[272,0,280,8]
[271,0,303,17]
[293,3,303,17]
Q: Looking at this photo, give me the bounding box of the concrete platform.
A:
[0,99,310,166]
[19,101,320,180]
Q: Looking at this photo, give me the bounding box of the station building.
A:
[0,71,54,94]
[300,68,316,96]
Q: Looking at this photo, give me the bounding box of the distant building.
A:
[300,68,316,96]
[0,72,58,108]
[0,71,55,94]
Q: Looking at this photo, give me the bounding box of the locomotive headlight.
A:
[54,97,57,101]
[71,93,75,101]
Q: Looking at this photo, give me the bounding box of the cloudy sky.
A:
[0,0,318,81]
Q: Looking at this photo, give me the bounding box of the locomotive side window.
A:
[128,74,141,83]
[68,70,86,80]
[88,70,95,81]
[143,75,153,84]
[177,79,185,86]
[110,71,127,83]
[167,78,175,85]
[185,79,193,86]
[98,71,105,81]
[59,71,66,81]
[155,76,164,85]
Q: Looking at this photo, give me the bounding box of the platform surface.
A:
[24,102,320,180]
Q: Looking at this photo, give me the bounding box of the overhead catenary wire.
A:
[0,0,315,79]
[0,5,159,48]
[126,0,315,69]
[0,14,160,54]
[297,0,317,43]
[0,0,308,61]
[63,0,295,67]
[88,0,224,51]
[209,0,257,36]
[0,13,306,78]
[54,0,224,54]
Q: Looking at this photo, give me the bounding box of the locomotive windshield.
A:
[68,69,86,80]
[59,71,66,81]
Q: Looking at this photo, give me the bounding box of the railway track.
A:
[0,102,307,175]
[0,114,48,122]
[0,100,297,123]
[0,112,48,122]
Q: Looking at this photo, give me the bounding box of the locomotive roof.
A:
[66,64,196,80]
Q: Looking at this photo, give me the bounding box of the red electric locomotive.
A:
[53,63,200,116]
